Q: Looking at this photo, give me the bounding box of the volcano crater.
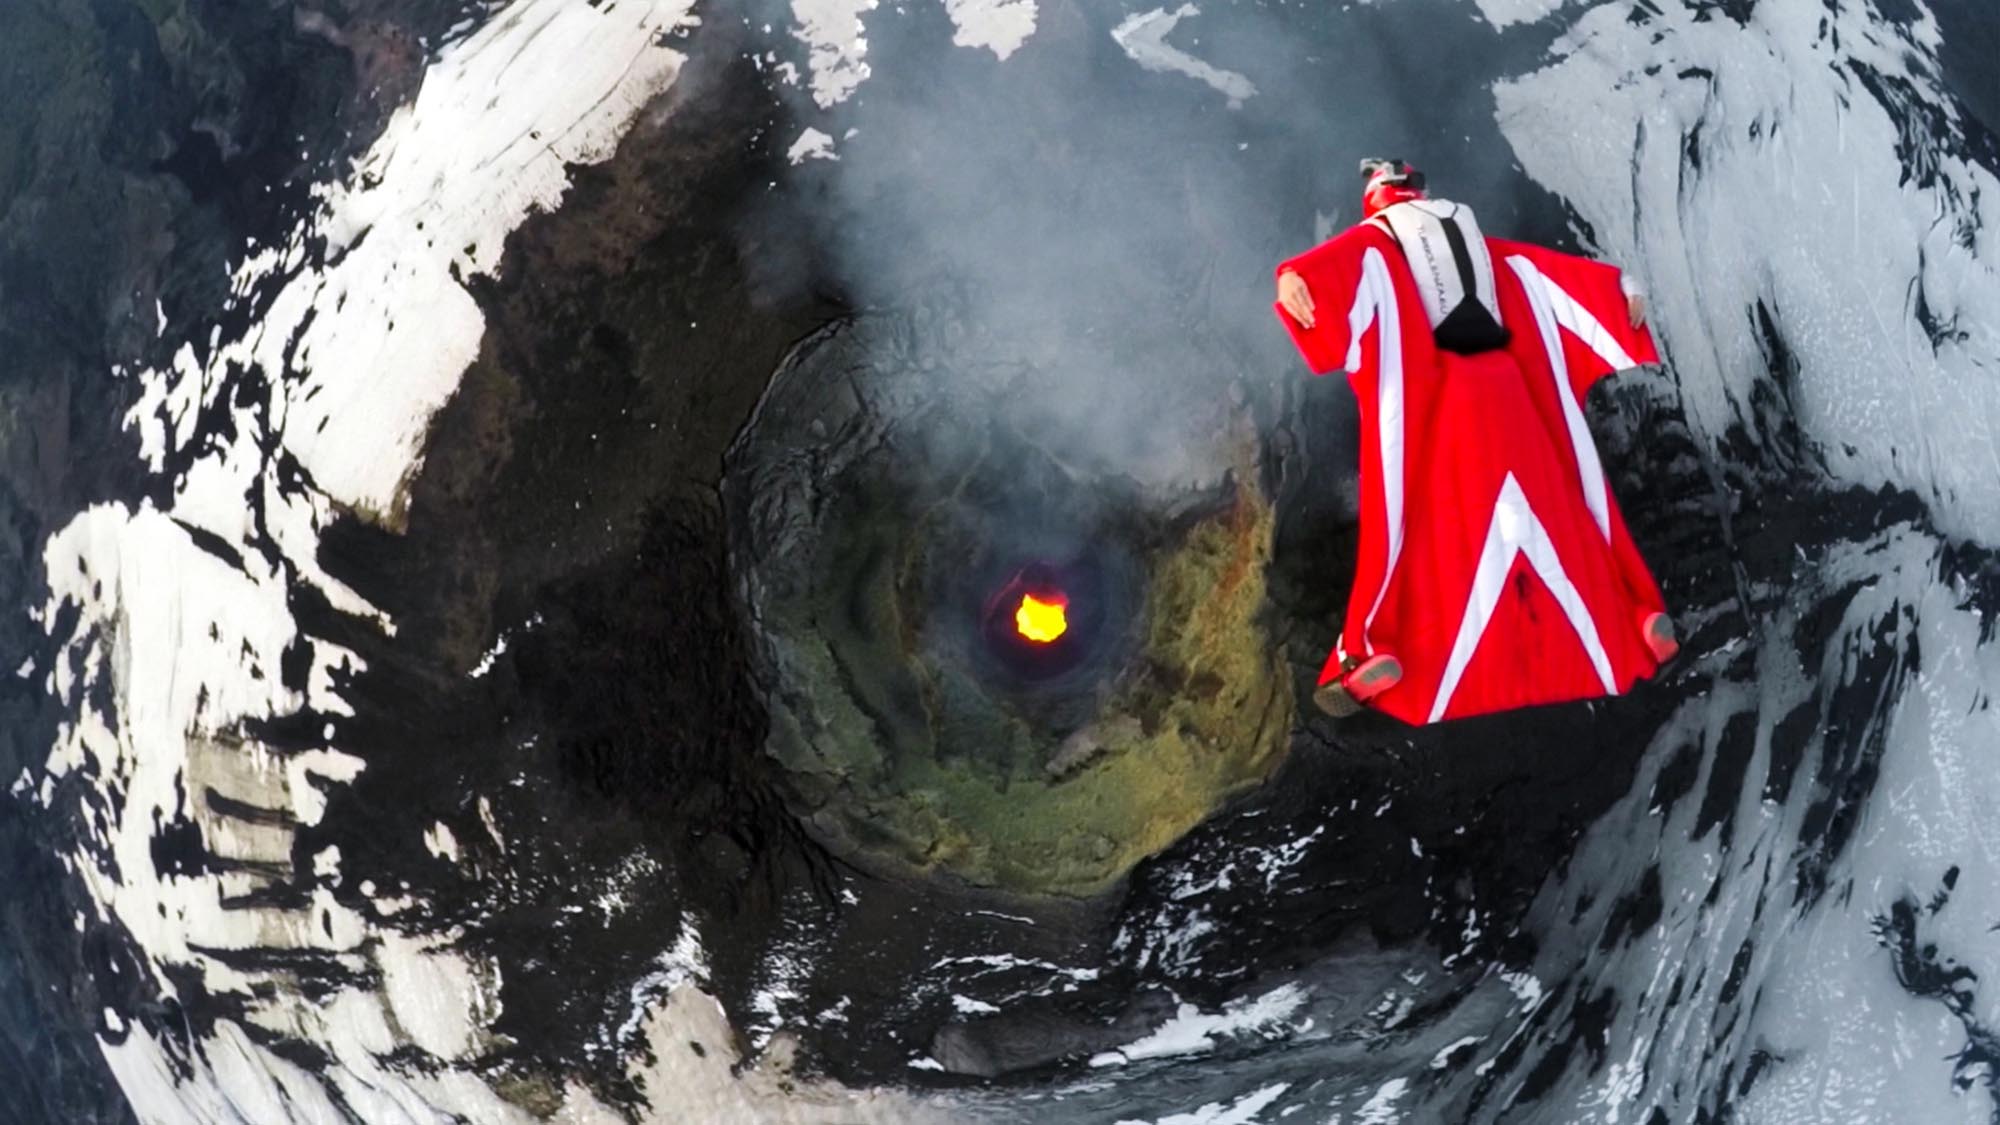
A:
[725,314,1294,898]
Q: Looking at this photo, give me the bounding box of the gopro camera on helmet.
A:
[1359,157,1426,192]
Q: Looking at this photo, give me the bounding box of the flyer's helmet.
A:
[1360,157,1427,218]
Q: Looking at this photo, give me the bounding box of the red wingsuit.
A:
[1275,223,1667,724]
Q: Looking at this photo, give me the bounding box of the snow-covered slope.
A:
[1499,0,2000,544]
[18,1,933,1119]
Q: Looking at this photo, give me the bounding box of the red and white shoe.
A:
[1641,612,1679,663]
[1312,654,1403,718]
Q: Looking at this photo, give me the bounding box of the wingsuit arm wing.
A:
[1488,238,1660,403]
[1272,227,1415,670]
[1488,236,1668,634]
[1272,230,1369,375]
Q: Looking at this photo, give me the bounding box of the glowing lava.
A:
[1014,591,1070,644]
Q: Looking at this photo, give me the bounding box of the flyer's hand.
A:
[1278,270,1316,329]
[1627,293,1647,329]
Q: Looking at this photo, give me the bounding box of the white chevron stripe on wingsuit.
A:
[1344,246,1406,661]
[1506,254,1621,542]
[1542,272,1638,371]
[1428,472,1619,723]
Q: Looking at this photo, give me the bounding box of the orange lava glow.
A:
[1014,592,1069,644]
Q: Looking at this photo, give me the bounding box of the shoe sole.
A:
[1347,656,1403,703]
[1313,681,1361,718]
[1643,615,1680,663]
[1312,656,1402,718]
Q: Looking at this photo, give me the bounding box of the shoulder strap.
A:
[1434,214,1481,301]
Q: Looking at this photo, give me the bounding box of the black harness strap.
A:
[1438,215,1480,302]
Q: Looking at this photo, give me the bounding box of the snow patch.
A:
[1470,0,1565,30]
[1091,984,1306,1067]
[1111,6,1256,108]
[425,821,461,864]
[477,796,506,852]
[1430,1035,1483,1068]
[1115,1082,1290,1125]
[616,925,711,1048]
[1500,970,1544,1010]
[793,0,879,107]
[789,126,840,164]
[1356,1077,1409,1124]
[377,936,493,1060]
[952,994,1001,1015]
[942,0,1038,59]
